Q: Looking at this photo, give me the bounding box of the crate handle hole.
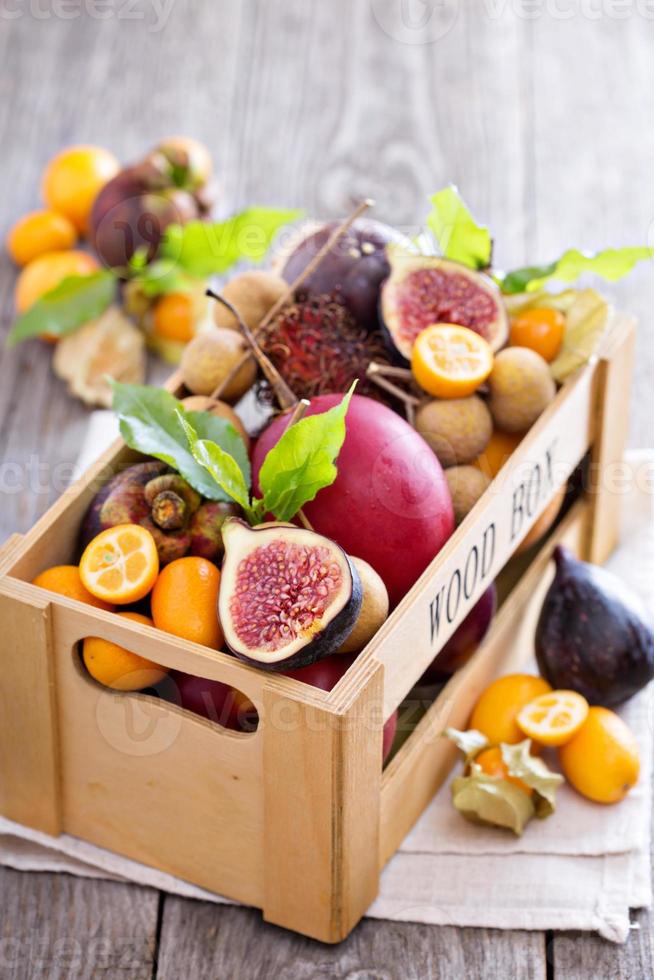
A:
[73,642,259,735]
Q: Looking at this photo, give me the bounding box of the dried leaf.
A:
[53,306,145,407]
[501,740,564,818]
[451,769,535,835]
[444,727,489,762]
[504,288,610,382]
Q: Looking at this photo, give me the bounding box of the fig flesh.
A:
[218,520,362,670]
[535,546,654,706]
[380,245,509,360]
[252,394,454,607]
[279,218,407,332]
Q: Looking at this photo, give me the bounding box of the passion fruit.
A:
[421,584,497,682]
[285,653,398,762]
[218,519,362,670]
[380,245,509,361]
[278,218,406,332]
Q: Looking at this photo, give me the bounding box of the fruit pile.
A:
[448,546,654,833]
[22,177,654,772]
[5,138,296,404]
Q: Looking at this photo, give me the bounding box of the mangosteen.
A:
[218,519,362,670]
[80,461,235,565]
[89,160,202,270]
[278,218,408,333]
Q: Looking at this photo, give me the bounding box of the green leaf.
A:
[111,381,250,502]
[159,207,303,279]
[499,246,653,294]
[426,185,492,270]
[7,270,115,347]
[259,383,355,522]
[501,740,563,817]
[178,412,252,512]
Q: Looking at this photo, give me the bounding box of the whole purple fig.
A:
[535,546,654,706]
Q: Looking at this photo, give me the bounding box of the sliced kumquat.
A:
[79,524,159,605]
[411,323,494,398]
[517,690,589,747]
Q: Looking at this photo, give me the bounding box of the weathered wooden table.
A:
[1,3,653,976]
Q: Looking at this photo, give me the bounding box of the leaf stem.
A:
[206,290,298,410]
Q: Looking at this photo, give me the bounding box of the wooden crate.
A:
[0,316,635,943]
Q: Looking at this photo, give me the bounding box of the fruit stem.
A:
[281,398,315,531]
[208,198,375,405]
[283,398,310,431]
[206,290,299,410]
[366,361,421,422]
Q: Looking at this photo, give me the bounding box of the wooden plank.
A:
[0,590,60,836]
[156,901,546,979]
[379,498,588,866]
[0,868,158,980]
[337,358,599,719]
[262,660,384,942]
[587,317,637,564]
[552,918,653,980]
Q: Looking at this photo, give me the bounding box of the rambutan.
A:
[257,293,392,403]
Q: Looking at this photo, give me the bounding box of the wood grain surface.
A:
[1,1,653,977]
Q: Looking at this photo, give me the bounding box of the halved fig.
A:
[380,244,509,360]
[218,519,362,670]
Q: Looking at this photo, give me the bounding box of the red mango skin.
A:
[252,394,454,608]
[169,670,257,732]
[284,653,398,763]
